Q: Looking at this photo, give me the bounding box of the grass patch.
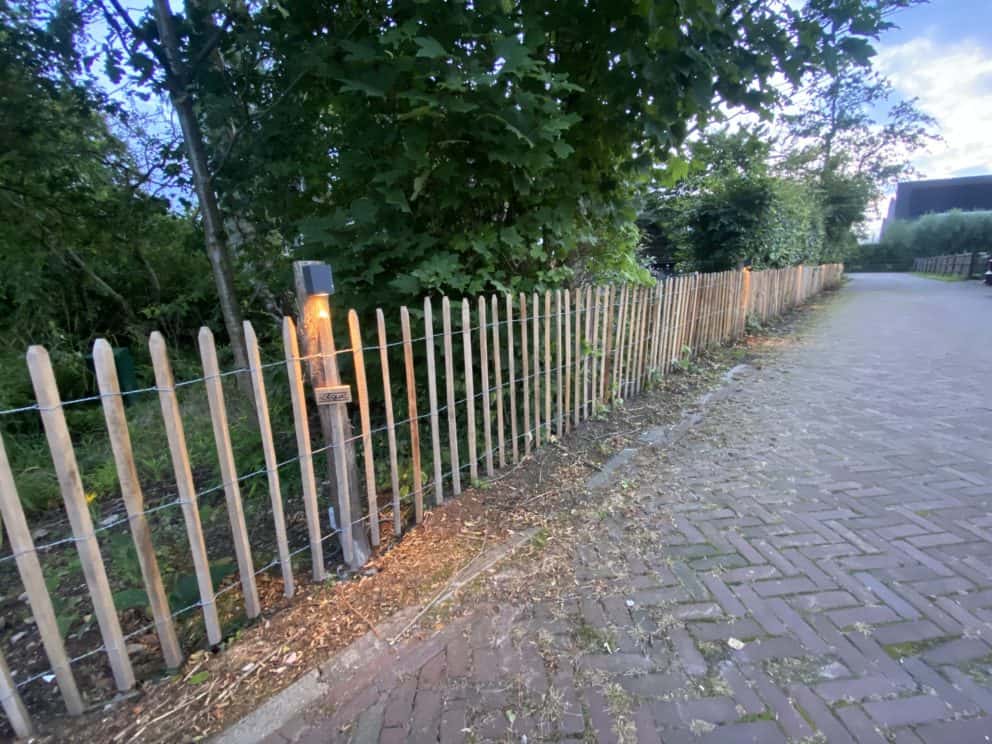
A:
[911,272,969,282]
[738,710,775,723]
[883,636,954,659]
[573,620,616,653]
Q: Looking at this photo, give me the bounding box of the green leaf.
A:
[114,588,149,612]
[552,140,574,159]
[411,171,431,202]
[414,37,446,59]
[338,78,386,98]
[188,671,210,685]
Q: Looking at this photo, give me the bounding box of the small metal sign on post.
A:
[314,385,352,406]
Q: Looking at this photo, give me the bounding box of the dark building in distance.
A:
[881,174,992,236]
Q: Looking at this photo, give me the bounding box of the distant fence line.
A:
[913,252,989,278]
[0,262,842,736]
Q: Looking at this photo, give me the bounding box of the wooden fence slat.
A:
[0,645,31,737]
[665,277,677,371]
[282,318,326,579]
[641,284,653,387]
[649,283,663,378]
[346,312,380,547]
[244,321,295,596]
[491,296,506,469]
[590,287,600,411]
[532,292,541,447]
[520,293,531,455]
[555,290,564,438]
[441,297,461,495]
[196,329,261,618]
[506,294,519,463]
[611,285,626,402]
[400,307,424,523]
[424,298,444,505]
[563,289,572,432]
[27,346,136,690]
[0,432,83,715]
[629,286,641,394]
[572,288,582,423]
[461,299,478,483]
[148,331,222,646]
[623,286,638,399]
[583,286,592,417]
[663,277,682,374]
[599,284,616,405]
[544,291,552,439]
[635,286,649,392]
[478,297,494,477]
[94,339,185,666]
[376,310,402,537]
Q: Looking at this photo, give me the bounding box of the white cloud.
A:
[875,36,992,178]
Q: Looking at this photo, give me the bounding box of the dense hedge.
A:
[885,210,992,255]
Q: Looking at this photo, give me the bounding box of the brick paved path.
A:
[271,274,992,743]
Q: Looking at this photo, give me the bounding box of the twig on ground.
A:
[341,595,381,640]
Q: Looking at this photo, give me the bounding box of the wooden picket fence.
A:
[0,262,842,736]
[912,252,988,278]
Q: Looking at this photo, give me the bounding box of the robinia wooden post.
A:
[293,261,370,569]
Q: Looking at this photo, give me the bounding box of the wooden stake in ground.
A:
[401,307,424,523]
[462,299,478,482]
[599,285,614,401]
[478,297,494,477]
[441,297,462,495]
[555,289,563,438]
[196,328,261,618]
[573,288,582,423]
[564,289,572,432]
[532,292,541,447]
[520,293,531,455]
[0,647,31,738]
[491,296,506,469]
[27,346,136,690]
[94,339,185,666]
[506,294,519,463]
[544,290,552,440]
[244,321,295,595]
[292,261,366,568]
[346,311,380,547]
[0,432,83,715]
[282,318,326,579]
[424,298,444,505]
[376,310,402,537]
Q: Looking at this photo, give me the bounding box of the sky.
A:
[867,0,992,233]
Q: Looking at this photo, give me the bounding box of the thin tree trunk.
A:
[152,0,248,372]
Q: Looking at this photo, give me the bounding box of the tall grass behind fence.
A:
[0,263,842,736]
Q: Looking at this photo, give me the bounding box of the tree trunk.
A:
[151,0,248,372]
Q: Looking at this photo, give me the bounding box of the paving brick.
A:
[828,604,901,628]
[788,590,860,612]
[834,706,887,744]
[921,637,991,665]
[584,687,619,744]
[915,716,992,744]
[409,689,442,741]
[739,666,813,740]
[789,684,855,744]
[864,694,952,727]
[872,619,947,646]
